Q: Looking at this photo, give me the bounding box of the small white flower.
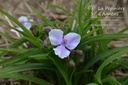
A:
[11,16,33,32]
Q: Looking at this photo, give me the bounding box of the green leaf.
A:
[78,0,84,35]
[82,28,99,40]
[84,18,101,33]
[103,60,122,75]
[102,77,121,85]
[9,38,27,47]
[0,48,44,66]
[80,33,128,47]
[47,4,72,16]
[87,33,128,43]
[96,20,108,52]
[49,56,71,85]
[0,73,52,85]
[0,48,28,53]
[121,60,128,69]
[23,36,43,48]
[118,27,128,33]
[0,63,52,73]
[0,31,14,43]
[117,76,128,85]
[0,38,27,57]
[29,54,49,60]
[82,46,128,70]
[31,7,55,28]
[95,50,128,84]
[86,83,98,85]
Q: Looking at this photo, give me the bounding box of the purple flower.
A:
[11,16,33,32]
[49,29,81,59]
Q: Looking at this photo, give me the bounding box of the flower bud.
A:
[68,60,75,68]
[40,40,48,48]
[69,51,75,57]
[75,50,83,56]
[78,58,84,64]
[44,27,52,34]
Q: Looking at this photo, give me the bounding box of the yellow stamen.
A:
[64,38,68,42]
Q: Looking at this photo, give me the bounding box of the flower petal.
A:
[10,29,17,33]
[53,45,70,59]
[64,33,81,50]
[87,30,90,34]
[29,19,33,22]
[23,22,32,30]
[17,27,23,31]
[10,27,23,33]
[49,29,63,46]
[18,16,28,23]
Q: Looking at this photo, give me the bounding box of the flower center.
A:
[20,20,26,24]
[61,38,68,45]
